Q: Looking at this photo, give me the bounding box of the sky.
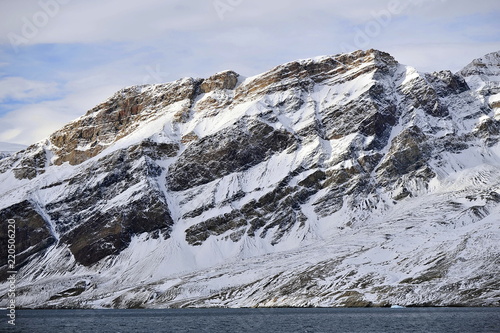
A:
[0,0,499,145]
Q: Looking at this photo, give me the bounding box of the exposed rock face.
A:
[48,78,201,166]
[378,126,430,177]
[0,201,55,279]
[200,70,239,93]
[425,70,469,97]
[45,148,175,266]
[0,49,499,308]
[167,120,296,191]
[459,51,500,78]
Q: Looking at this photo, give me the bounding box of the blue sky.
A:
[0,0,499,145]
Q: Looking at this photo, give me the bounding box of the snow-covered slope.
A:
[0,49,499,308]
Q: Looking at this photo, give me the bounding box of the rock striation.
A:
[0,49,499,308]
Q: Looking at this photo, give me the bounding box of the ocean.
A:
[2,307,499,333]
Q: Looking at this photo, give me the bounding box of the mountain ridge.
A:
[0,49,499,308]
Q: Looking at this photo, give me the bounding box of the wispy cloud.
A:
[0,77,58,103]
[0,0,499,145]
[0,82,122,144]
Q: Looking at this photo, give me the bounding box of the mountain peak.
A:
[459,50,500,76]
[458,50,500,91]
[200,70,240,93]
[1,50,499,308]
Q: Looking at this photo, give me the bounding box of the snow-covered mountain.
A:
[0,142,26,160]
[0,49,499,308]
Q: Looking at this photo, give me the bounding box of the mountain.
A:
[0,142,27,160]
[0,49,499,308]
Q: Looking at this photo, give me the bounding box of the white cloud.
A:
[1,0,499,46]
[385,42,500,73]
[0,0,499,144]
[0,128,22,143]
[0,77,58,102]
[0,104,64,144]
[0,82,123,145]
[0,0,214,46]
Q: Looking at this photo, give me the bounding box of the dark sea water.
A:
[1,307,499,333]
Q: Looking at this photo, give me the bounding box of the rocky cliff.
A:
[0,49,499,308]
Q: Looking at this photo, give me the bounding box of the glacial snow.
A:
[1,50,499,308]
